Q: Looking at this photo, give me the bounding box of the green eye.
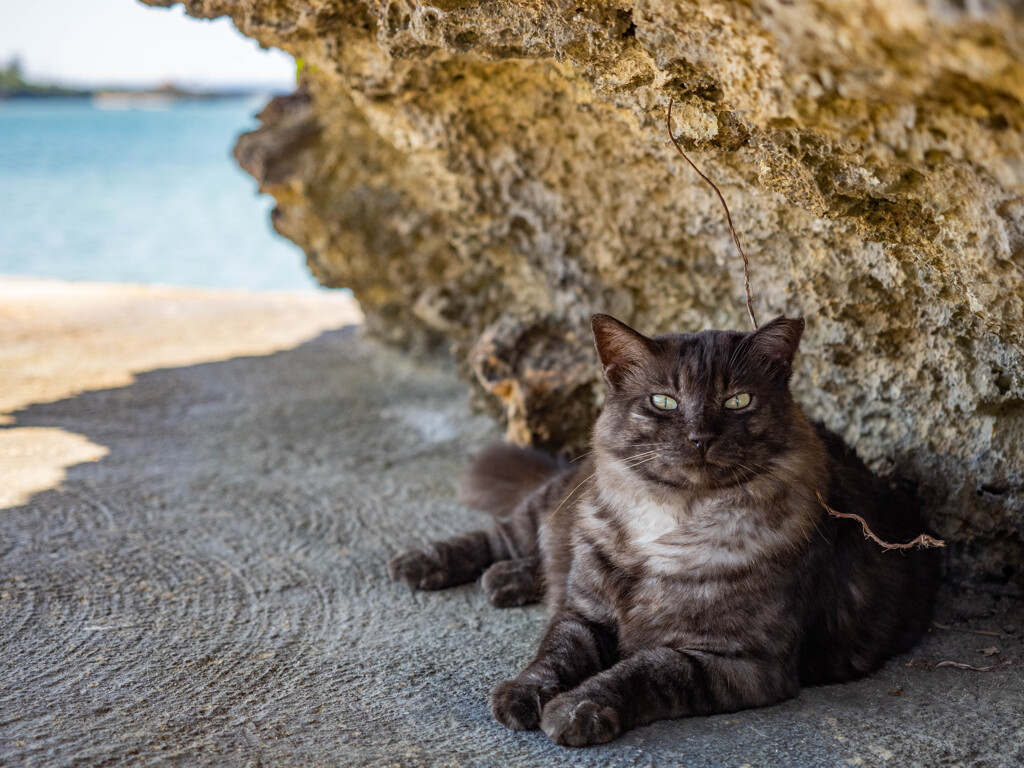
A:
[724,393,751,410]
[651,394,678,410]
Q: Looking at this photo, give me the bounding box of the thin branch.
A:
[934,660,1017,672]
[815,491,946,551]
[666,97,758,330]
[931,622,1011,640]
[908,656,1023,672]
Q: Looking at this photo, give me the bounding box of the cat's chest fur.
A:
[583,482,792,575]
[567,470,816,650]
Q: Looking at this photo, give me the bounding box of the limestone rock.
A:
[144,0,1024,582]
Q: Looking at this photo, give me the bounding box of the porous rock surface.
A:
[143,0,1024,581]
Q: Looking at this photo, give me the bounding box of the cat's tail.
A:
[459,444,563,520]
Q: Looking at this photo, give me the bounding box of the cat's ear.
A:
[591,314,655,388]
[743,315,805,377]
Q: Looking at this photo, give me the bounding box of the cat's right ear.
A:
[741,315,805,380]
[591,314,654,388]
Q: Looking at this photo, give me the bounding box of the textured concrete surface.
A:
[2,313,1023,766]
[140,0,1024,583]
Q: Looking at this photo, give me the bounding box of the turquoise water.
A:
[0,98,320,291]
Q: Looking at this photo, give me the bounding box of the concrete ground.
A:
[1,280,1022,767]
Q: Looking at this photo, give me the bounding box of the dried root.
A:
[666,98,757,330]
[815,491,946,551]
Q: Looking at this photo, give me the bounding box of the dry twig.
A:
[666,97,758,330]
[815,491,946,551]
[908,656,1023,672]
[931,621,1011,640]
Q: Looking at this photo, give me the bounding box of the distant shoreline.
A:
[1,64,287,102]
[0,86,286,102]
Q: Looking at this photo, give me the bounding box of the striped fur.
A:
[389,314,939,746]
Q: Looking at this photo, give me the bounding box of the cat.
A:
[388,313,940,747]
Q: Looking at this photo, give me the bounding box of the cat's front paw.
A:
[387,547,449,590]
[481,559,540,608]
[490,679,542,731]
[541,694,621,747]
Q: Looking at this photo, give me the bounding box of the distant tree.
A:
[0,56,92,98]
[1,57,25,88]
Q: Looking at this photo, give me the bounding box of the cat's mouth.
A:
[635,453,747,489]
[676,449,725,471]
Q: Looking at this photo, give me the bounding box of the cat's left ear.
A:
[743,315,805,378]
[592,314,656,389]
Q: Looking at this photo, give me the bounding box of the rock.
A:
[143,0,1024,582]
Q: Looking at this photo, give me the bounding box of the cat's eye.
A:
[651,394,678,410]
[724,393,751,410]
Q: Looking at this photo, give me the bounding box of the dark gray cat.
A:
[389,314,939,747]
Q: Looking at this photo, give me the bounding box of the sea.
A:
[0,97,320,292]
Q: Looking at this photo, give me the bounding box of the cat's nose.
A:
[689,434,714,451]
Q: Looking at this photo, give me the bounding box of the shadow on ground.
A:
[1,329,1022,766]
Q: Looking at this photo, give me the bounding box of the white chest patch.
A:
[619,495,681,545]
[594,474,789,576]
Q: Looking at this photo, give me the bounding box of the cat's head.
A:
[591,313,806,490]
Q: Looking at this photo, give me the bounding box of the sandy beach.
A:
[0,276,361,508]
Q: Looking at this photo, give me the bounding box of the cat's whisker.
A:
[730,463,759,486]
[614,450,662,466]
[740,460,793,490]
[729,460,757,475]
[729,466,754,490]
[726,340,745,373]
[614,450,663,468]
[726,460,766,484]
[733,460,828,543]
[571,444,670,468]
[545,471,597,523]
[808,514,831,545]
[621,454,662,471]
[552,450,663,524]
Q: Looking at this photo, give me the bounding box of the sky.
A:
[0,0,295,90]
